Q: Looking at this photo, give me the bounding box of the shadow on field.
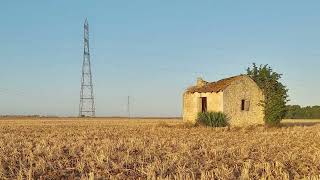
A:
[280,119,320,127]
[154,120,320,131]
[282,121,320,127]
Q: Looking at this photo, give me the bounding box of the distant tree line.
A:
[285,105,320,119]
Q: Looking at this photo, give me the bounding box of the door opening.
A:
[201,97,207,112]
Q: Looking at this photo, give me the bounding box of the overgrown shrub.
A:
[197,111,229,127]
[247,63,289,126]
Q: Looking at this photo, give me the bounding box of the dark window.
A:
[241,99,250,111]
[241,100,245,111]
[201,97,207,112]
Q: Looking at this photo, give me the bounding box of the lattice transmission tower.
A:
[79,18,95,117]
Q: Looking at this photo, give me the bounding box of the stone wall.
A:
[183,92,198,123]
[183,92,223,123]
[223,76,264,126]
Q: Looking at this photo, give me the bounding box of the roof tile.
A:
[186,75,245,93]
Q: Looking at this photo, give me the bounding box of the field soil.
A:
[0,117,320,179]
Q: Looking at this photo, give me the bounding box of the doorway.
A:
[201,97,207,112]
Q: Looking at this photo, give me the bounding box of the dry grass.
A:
[0,117,320,179]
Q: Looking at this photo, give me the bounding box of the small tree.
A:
[247,63,289,126]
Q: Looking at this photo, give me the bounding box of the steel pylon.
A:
[79,19,95,117]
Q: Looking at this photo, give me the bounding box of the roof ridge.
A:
[186,75,245,93]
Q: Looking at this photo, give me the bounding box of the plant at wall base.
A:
[247,63,289,127]
[197,111,229,127]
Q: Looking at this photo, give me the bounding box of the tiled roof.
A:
[186,75,246,93]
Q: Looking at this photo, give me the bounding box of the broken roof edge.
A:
[185,74,250,94]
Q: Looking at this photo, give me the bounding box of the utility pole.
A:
[79,18,95,117]
[127,96,130,119]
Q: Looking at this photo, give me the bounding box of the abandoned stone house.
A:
[183,75,264,126]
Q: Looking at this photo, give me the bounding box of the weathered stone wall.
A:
[223,76,264,126]
[207,92,223,112]
[183,92,198,123]
[183,92,223,123]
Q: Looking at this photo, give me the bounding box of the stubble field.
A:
[0,117,320,179]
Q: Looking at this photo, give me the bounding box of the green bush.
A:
[247,63,289,126]
[197,111,229,127]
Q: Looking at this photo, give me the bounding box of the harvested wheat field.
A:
[0,117,320,179]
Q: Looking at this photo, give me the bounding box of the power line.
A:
[127,96,130,119]
[0,88,28,96]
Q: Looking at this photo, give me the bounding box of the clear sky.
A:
[0,1,319,117]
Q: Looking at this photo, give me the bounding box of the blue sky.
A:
[0,1,319,116]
